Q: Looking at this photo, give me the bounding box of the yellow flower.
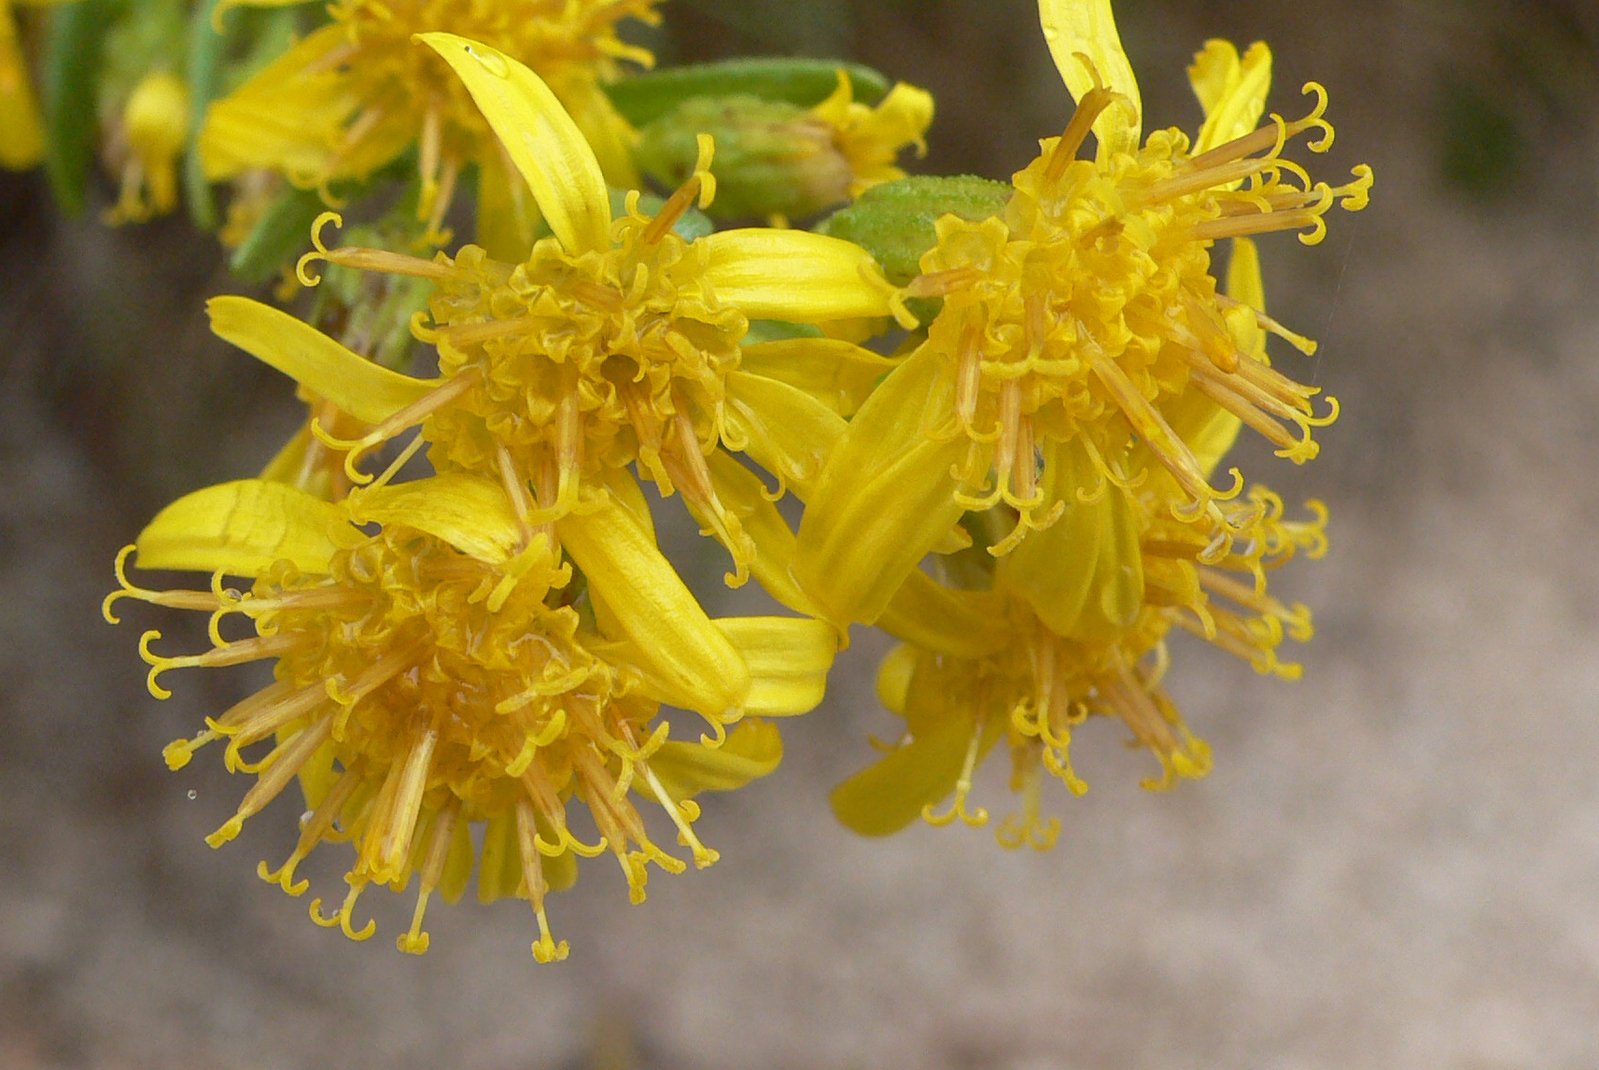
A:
[832,449,1326,850]
[199,0,660,240]
[809,71,933,200]
[106,475,835,959]
[0,0,76,170]
[213,33,907,586]
[103,70,189,224]
[831,230,1327,848]
[794,0,1371,627]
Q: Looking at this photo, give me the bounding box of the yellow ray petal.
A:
[875,643,917,716]
[701,454,830,620]
[597,464,657,540]
[1190,40,1272,154]
[257,422,313,486]
[437,815,476,905]
[197,25,356,181]
[830,713,973,837]
[416,32,611,254]
[134,479,350,575]
[347,474,523,564]
[207,296,437,425]
[1002,438,1143,643]
[1226,233,1266,312]
[794,343,969,626]
[723,369,846,497]
[1038,0,1141,155]
[699,229,900,323]
[715,617,837,716]
[645,720,782,802]
[739,338,898,416]
[559,75,640,189]
[0,10,45,170]
[475,812,522,904]
[558,490,749,718]
[475,141,541,262]
[876,571,1009,660]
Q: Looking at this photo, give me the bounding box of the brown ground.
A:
[3,1,1597,1067]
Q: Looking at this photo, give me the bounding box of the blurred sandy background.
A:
[3,0,1598,1067]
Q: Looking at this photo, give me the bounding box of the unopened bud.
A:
[104,70,189,225]
[818,175,1013,286]
[637,95,852,220]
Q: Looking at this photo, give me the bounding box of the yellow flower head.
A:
[106,476,833,959]
[795,0,1370,627]
[219,34,906,585]
[834,453,1327,851]
[103,70,190,225]
[200,0,660,235]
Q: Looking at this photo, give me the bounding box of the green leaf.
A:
[182,0,225,228]
[602,57,892,127]
[228,183,330,282]
[43,0,114,217]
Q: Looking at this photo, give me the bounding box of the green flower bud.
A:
[637,95,852,220]
[817,175,1012,328]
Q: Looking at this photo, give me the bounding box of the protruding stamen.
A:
[397,801,459,955]
[995,749,1062,851]
[521,762,608,859]
[218,680,330,773]
[140,631,300,700]
[513,799,570,963]
[1045,85,1120,181]
[361,728,438,885]
[643,133,716,245]
[313,365,481,484]
[906,266,980,299]
[922,713,991,828]
[206,716,334,848]
[298,210,458,288]
[309,876,377,942]
[637,758,719,869]
[258,769,361,897]
[103,545,222,624]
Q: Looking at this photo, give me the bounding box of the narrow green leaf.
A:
[228,183,331,283]
[43,0,113,217]
[602,57,892,127]
[183,0,224,228]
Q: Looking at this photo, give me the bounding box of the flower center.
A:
[420,211,746,520]
[911,85,1368,554]
[117,525,718,960]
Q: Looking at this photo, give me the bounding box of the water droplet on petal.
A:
[462,44,509,78]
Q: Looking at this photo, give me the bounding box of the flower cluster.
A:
[96,0,1369,957]
[805,0,1366,844]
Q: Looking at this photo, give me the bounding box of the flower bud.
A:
[103,70,189,224]
[637,73,934,221]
